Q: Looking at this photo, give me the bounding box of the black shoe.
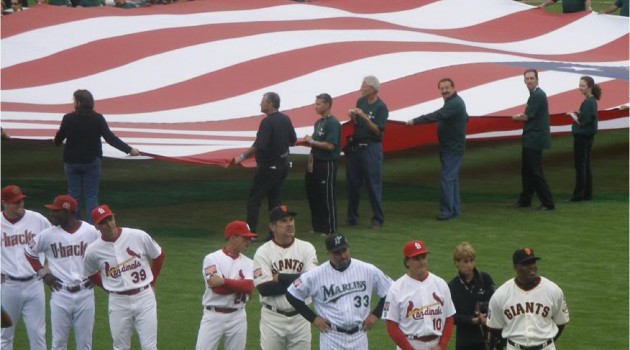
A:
[537,205,555,211]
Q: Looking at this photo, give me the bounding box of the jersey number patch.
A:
[353,295,369,308]
[131,269,147,283]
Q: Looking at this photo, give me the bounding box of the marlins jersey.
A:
[253,238,318,310]
[1,210,51,277]
[84,227,162,292]
[201,249,254,308]
[383,273,456,338]
[287,258,393,329]
[25,221,99,284]
[486,277,569,345]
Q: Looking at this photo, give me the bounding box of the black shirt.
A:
[253,111,297,165]
[54,112,132,164]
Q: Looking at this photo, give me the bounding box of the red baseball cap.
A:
[91,205,114,225]
[225,221,257,239]
[1,185,26,204]
[44,195,77,212]
[403,240,430,258]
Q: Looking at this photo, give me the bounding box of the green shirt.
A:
[48,0,70,6]
[572,96,598,136]
[353,96,388,143]
[412,92,468,155]
[311,115,341,161]
[552,0,587,13]
[615,0,629,16]
[523,87,551,150]
[79,0,102,6]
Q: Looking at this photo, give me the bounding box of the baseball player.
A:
[487,248,569,350]
[252,205,318,350]
[195,220,257,350]
[84,204,166,350]
[286,234,393,350]
[383,240,456,350]
[24,194,99,350]
[1,185,51,350]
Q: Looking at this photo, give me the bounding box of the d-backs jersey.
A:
[201,249,254,309]
[383,273,456,337]
[287,258,393,329]
[253,238,318,310]
[25,221,99,283]
[486,276,569,345]
[2,210,51,277]
[83,227,162,292]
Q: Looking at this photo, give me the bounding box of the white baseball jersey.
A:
[383,273,456,339]
[287,258,393,329]
[201,248,254,308]
[253,238,318,310]
[486,277,569,345]
[2,210,51,277]
[25,221,99,284]
[84,227,162,292]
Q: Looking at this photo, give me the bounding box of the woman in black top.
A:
[448,243,496,350]
[53,90,140,222]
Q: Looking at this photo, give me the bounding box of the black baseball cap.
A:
[513,247,541,265]
[269,205,297,223]
[325,234,349,253]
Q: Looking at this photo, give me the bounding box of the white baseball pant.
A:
[196,308,246,350]
[50,289,95,350]
[319,329,368,350]
[1,278,47,350]
[108,287,157,350]
[259,307,311,350]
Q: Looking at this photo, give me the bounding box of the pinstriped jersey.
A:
[200,249,253,309]
[287,258,393,329]
[1,210,51,277]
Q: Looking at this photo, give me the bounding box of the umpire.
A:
[234,92,297,234]
[304,93,341,236]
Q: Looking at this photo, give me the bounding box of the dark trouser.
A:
[439,152,462,218]
[346,143,384,225]
[64,157,101,223]
[572,134,594,200]
[518,148,554,208]
[305,159,338,234]
[246,160,289,233]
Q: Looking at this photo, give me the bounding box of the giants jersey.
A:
[486,277,569,345]
[25,221,99,283]
[253,238,318,310]
[1,210,51,277]
[287,258,393,329]
[83,227,162,292]
[383,273,456,337]
[201,249,254,309]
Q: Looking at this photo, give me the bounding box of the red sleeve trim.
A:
[150,251,166,285]
[25,253,43,272]
[88,273,103,289]
[386,320,415,350]
[223,279,255,294]
[438,316,455,350]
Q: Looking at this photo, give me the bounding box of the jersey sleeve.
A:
[486,288,506,329]
[286,269,315,302]
[202,255,218,284]
[552,287,570,325]
[252,246,273,286]
[373,265,393,298]
[140,230,162,259]
[24,227,47,259]
[382,284,400,323]
[304,243,319,272]
[83,247,100,276]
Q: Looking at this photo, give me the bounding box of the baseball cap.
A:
[225,220,258,239]
[1,185,27,204]
[44,195,77,212]
[512,247,541,265]
[91,205,114,225]
[403,240,430,258]
[325,234,349,253]
[316,93,333,105]
[269,205,297,223]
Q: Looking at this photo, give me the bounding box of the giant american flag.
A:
[1,0,628,166]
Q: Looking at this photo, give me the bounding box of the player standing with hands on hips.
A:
[1,185,51,350]
[486,248,569,350]
[84,204,166,350]
[383,240,455,350]
[286,234,393,350]
[195,220,257,350]
[24,194,100,350]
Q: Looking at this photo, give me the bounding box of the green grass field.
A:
[2,126,628,349]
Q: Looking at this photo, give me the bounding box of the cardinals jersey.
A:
[200,249,254,308]
[287,258,393,329]
[1,210,51,278]
[253,238,318,310]
[25,221,99,284]
[486,277,569,345]
[383,273,456,338]
[83,227,162,292]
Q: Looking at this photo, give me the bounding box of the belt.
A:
[63,280,92,293]
[263,304,299,317]
[508,339,553,350]
[2,274,35,282]
[332,325,361,335]
[205,306,239,314]
[110,285,150,296]
[407,334,439,342]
